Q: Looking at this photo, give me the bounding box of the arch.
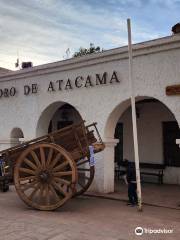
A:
[10,127,24,139]
[10,127,24,147]
[102,95,180,193]
[36,101,83,137]
[104,96,179,139]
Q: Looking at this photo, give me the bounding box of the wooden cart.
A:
[0,121,104,210]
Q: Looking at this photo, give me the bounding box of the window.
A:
[163,121,180,167]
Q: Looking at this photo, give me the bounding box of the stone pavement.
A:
[0,186,180,240]
[88,181,180,209]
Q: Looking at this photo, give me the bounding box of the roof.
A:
[0,67,12,75]
[0,34,180,82]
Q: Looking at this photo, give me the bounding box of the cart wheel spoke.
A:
[49,153,61,169]
[52,161,69,172]
[19,167,36,175]
[45,184,50,205]
[46,148,53,167]
[38,184,44,203]
[53,171,72,177]
[21,180,38,192]
[40,147,46,169]
[19,175,37,182]
[52,180,67,197]
[28,183,40,200]
[24,158,38,171]
[30,150,41,168]
[54,177,71,186]
[49,184,60,201]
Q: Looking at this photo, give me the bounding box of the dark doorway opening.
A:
[163,121,180,167]
[114,123,123,167]
[48,103,82,133]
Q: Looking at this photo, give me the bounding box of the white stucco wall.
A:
[120,102,175,164]
[0,34,180,192]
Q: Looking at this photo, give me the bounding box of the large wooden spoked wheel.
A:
[14,143,77,211]
[74,157,95,196]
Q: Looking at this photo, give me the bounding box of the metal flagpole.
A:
[127,18,142,211]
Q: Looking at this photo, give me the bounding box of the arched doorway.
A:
[48,103,82,133]
[35,101,94,196]
[105,97,180,207]
[36,101,82,137]
[10,128,24,147]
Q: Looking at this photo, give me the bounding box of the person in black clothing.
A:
[124,159,138,206]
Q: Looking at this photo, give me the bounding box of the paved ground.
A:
[0,186,180,240]
[89,181,180,209]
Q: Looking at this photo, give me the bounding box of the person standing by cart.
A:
[124,159,138,206]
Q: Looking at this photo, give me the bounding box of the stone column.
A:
[90,138,119,193]
[103,138,119,193]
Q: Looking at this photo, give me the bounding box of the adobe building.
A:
[0,33,180,193]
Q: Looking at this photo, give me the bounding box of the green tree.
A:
[73,43,103,57]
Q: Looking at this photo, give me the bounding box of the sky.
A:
[0,0,180,70]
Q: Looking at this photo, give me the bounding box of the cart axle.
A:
[39,171,50,183]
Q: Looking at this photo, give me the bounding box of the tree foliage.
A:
[73,43,103,57]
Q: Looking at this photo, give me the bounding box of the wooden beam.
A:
[166,84,180,96]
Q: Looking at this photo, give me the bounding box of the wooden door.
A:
[163,121,180,167]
